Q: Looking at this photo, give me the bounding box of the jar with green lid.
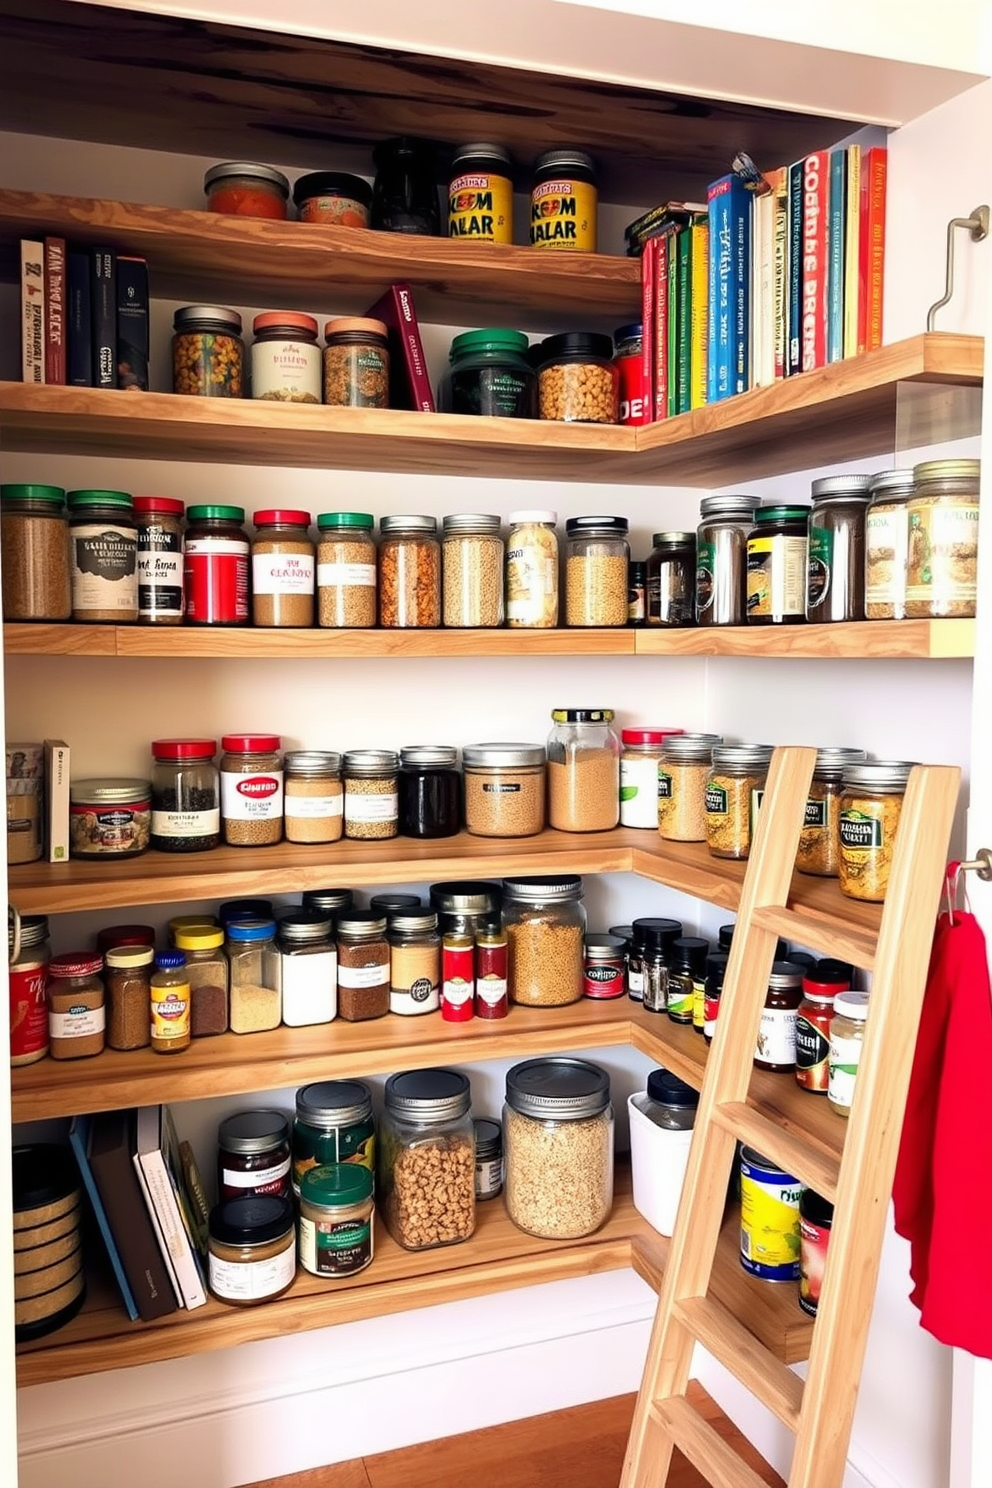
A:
[828,990,871,1116]
[323,317,390,408]
[316,512,377,628]
[503,875,586,1007]
[442,329,536,418]
[504,1057,613,1239]
[647,531,696,627]
[378,1069,475,1251]
[906,458,980,618]
[67,490,138,622]
[292,1079,375,1196]
[0,484,71,621]
[696,494,755,627]
[530,149,597,252]
[657,733,722,842]
[299,1164,374,1278]
[746,505,810,624]
[207,1195,295,1307]
[174,924,228,1036]
[183,505,250,625]
[547,708,620,831]
[173,305,244,397]
[865,469,914,620]
[838,760,915,902]
[796,747,867,878]
[806,475,871,623]
[705,743,774,860]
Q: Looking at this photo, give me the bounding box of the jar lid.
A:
[508,510,557,526]
[621,727,683,746]
[252,312,319,340]
[399,745,458,768]
[49,952,103,977]
[461,743,546,768]
[502,874,583,903]
[651,530,696,546]
[152,739,217,761]
[452,143,513,169]
[710,743,773,770]
[225,918,277,942]
[104,946,155,968]
[803,958,852,998]
[389,911,439,934]
[813,746,867,777]
[1,483,65,505]
[670,935,710,970]
[219,899,273,924]
[913,458,981,484]
[842,760,916,789]
[253,508,313,528]
[278,909,334,942]
[204,161,290,194]
[646,1068,699,1108]
[608,923,633,942]
[301,888,354,914]
[534,148,596,175]
[296,1080,374,1127]
[317,511,375,529]
[284,750,341,775]
[133,496,185,516]
[384,1067,471,1120]
[613,321,642,345]
[429,881,502,914]
[66,489,133,510]
[221,734,281,753]
[292,171,373,207]
[187,505,246,522]
[868,469,915,497]
[379,514,437,535]
[301,1163,373,1207]
[550,708,614,723]
[473,1117,502,1155]
[174,926,225,950]
[834,990,870,1022]
[173,305,243,334]
[336,912,388,936]
[218,1109,290,1155]
[768,960,805,990]
[585,933,626,960]
[323,317,388,339]
[342,749,398,775]
[97,924,156,951]
[506,1057,610,1119]
[209,1194,294,1247]
[155,951,185,970]
[633,917,683,951]
[12,1143,79,1214]
[449,328,530,361]
[706,951,729,979]
[69,777,150,804]
[369,894,422,914]
[564,515,629,536]
[810,475,872,501]
[800,1188,834,1228]
[753,504,811,522]
[539,331,614,363]
[699,494,756,518]
[15,915,49,950]
[441,513,501,535]
[660,732,722,761]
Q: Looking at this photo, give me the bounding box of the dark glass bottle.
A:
[371,137,442,235]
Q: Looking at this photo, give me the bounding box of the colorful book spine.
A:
[751,188,775,388]
[117,255,149,390]
[67,251,92,387]
[800,151,829,373]
[861,147,887,353]
[786,160,803,375]
[90,247,116,388]
[843,145,862,359]
[689,215,709,409]
[675,227,692,415]
[666,237,678,418]
[20,240,45,384]
[364,283,435,412]
[769,168,789,380]
[729,177,751,395]
[706,176,735,402]
[44,236,66,385]
[826,148,847,363]
[639,235,657,425]
[655,229,672,420]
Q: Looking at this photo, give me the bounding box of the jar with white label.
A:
[299,1164,374,1278]
[828,990,870,1117]
[220,734,283,847]
[67,489,138,622]
[251,509,315,627]
[388,911,441,1016]
[620,727,683,828]
[343,749,398,840]
[336,913,390,1021]
[865,470,914,620]
[277,910,337,1026]
[250,312,321,404]
[208,1195,296,1307]
[505,511,559,628]
[316,512,377,627]
[134,496,184,625]
[754,961,805,1072]
[284,751,343,844]
[150,738,220,852]
[217,1110,292,1201]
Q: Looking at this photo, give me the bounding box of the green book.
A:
[667,232,680,419]
[676,227,692,415]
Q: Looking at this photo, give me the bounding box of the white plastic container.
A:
[628,1070,699,1237]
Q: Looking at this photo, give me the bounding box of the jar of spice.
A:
[251,313,321,404]
[537,333,618,422]
[475,927,508,1018]
[795,746,867,878]
[67,489,138,622]
[292,1080,375,1195]
[795,959,851,1093]
[207,1195,296,1307]
[530,150,597,252]
[754,961,805,1072]
[378,515,441,627]
[183,505,250,626]
[398,745,461,839]
[150,951,191,1055]
[7,754,42,866]
[703,952,729,1042]
[99,924,156,954]
[9,915,50,1066]
[388,911,441,1016]
[204,162,289,219]
[620,726,683,828]
[227,919,281,1034]
[69,778,151,859]
[564,516,629,627]
[583,933,626,1000]
[0,484,71,621]
[865,469,914,620]
[746,504,810,624]
[430,881,502,940]
[547,708,620,832]
[323,318,390,408]
[506,510,559,628]
[343,750,398,840]
[441,933,475,1022]
[277,911,337,1027]
[284,751,343,844]
[218,1110,292,1201]
[448,144,513,244]
[336,912,390,1021]
[442,330,537,418]
[838,760,915,902]
[441,514,505,627]
[292,171,372,227]
[220,734,283,847]
[828,990,871,1117]
[906,458,981,618]
[474,1118,504,1200]
[48,953,105,1059]
[504,1057,613,1239]
[174,925,229,1037]
[251,509,315,627]
[647,531,696,627]
[150,738,220,853]
[378,1069,476,1250]
[503,875,586,1007]
[316,512,377,627]
[299,1164,375,1278]
[462,743,546,836]
[173,305,244,397]
[806,475,871,623]
[705,743,774,860]
[657,733,722,843]
[640,919,683,1015]
[133,496,185,626]
[667,937,709,1026]
[696,494,755,627]
[104,945,153,1051]
[301,888,354,924]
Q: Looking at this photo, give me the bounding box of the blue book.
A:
[827,148,847,364]
[707,173,751,401]
[67,251,92,387]
[69,1113,140,1322]
[786,160,804,375]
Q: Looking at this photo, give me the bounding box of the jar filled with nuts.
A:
[705,743,774,860]
[796,746,868,878]
[441,514,505,627]
[378,515,441,627]
[316,512,377,628]
[503,1057,613,1239]
[323,318,390,408]
[173,305,244,397]
[503,874,586,1007]
[342,749,398,840]
[378,1068,476,1251]
[657,732,722,842]
[564,515,629,627]
[251,509,315,628]
[536,332,619,424]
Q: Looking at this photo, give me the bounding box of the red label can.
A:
[10,963,49,1065]
[184,537,249,624]
[616,352,650,427]
[475,931,508,1019]
[442,934,475,1022]
[583,961,625,999]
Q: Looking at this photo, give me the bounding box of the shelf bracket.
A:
[926,205,990,331]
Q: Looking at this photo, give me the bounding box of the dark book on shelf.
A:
[67,250,93,387]
[116,254,149,391]
[364,283,435,413]
[87,1108,178,1322]
[90,246,116,388]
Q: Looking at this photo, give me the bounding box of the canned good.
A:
[292,1079,375,1195]
[739,1147,802,1282]
[746,504,810,624]
[9,915,50,1066]
[448,144,513,244]
[183,505,250,626]
[69,778,151,859]
[292,171,372,227]
[530,149,597,251]
[583,933,626,999]
[614,322,649,426]
[799,1189,834,1316]
[298,1164,374,1278]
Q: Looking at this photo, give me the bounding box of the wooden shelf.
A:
[634,619,976,661]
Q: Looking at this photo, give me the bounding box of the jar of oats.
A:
[504,1057,613,1239]
[378,515,441,627]
[564,516,629,627]
[378,1069,475,1251]
[323,318,389,408]
[220,734,283,847]
[547,708,620,832]
[342,749,398,840]
[796,746,867,878]
[657,732,722,842]
[838,760,915,902]
[865,470,914,620]
[227,919,281,1034]
[905,459,980,618]
[462,743,546,837]
[316,512,377,628]
[284,750,342,844]
[537,332,619,423]
[1,484,71,621]
[502,874,585,1007]
[704,743,774,860]
[441,514,504,627]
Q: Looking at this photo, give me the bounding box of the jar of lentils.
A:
[795,747,867,878]
[342,749,398,840]
[219,734,283,847]
[696,495,754,626]
[657,733,722,842]
[378,515,441,627]
[705,743,774,860]
[537,332,619,423]
[838,760,915,902]
[0,484,71,621]
[865,469,914,620]
[504,1057,613,1239]
[906,459,981,618]
[441,514,504,627]
[173,305,244,397]
[564,516,629,627]
[462,743,547,837]
[323,317,390,408]
[316,512,377,628]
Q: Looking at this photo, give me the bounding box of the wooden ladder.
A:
[621,745,961,1488]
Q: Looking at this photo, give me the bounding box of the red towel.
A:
[892,910,992,1359]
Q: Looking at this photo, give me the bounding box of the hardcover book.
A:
[117,255,149,391]
[654,229,674,419]
[363,283,435,412]
[20,239,45,384]
[769,168,789,380]
[69,1114,140,1322]
[860,147,887,354]
[674,226,692,415]
[799,151,829,373]
[90,247,116,389]
[826,148,847,364]
[689,215,709,409]
[67,250,93,387]
[786,160,803,375]
[639,233,658,425]
[707,173,751,400]
[133,1105,206,1309]
[44,236,67,385]
[843,145,862,360]
[87,1108,178,1323]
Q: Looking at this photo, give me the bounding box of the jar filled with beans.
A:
[316,512,377,627]
[323,318,390,408]
[906,459,981,618]
[564,515,629,627]
[536,332,619,424]
[705,743,774,860]
[441,514,504,627]
[173,306,244,397]
[378,1069,475,1251]
[378,515,441,628]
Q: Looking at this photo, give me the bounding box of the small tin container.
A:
[298,1164,374,1278]
[207,1195,296,1307]
[292,171,373,227]
[204,162,290,219]
[217,1110,292,1201]
[530,149,597,251]
[475,927,508,1018]
[614,322,649,427]
[69,778,151,859]
[448,144,513,244]
[696,494,755,627]
[739,1147,802,1282]
[292,1079,375,1195]
[583,934,627,999]
[806,475,871,623]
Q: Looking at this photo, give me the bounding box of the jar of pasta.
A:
[316,512,377,628]
[795,747,867,878]
[378,515,441,628]
[564,516,629,627]
[704,744,774,860]
[865,470,914,620]
[905,459,980,618]
[657,733,722,842]
[547,708,620,832]
[172,306,244,397]
[462,743,547,837]
[838,760,914,902]
[506,511,558,628]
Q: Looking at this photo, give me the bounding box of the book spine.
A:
[769,169,788,381]
[800,151,828,373]
[786,161,803,375]
[116,255,149,390]
[730,178,751,395]
[655,231,671,420]
[844,146,862,360]
[752,190,776,388]
[689,217,709,409]
[44,237,66,385]
[675,227,692,414]
[91,248,116,388]
[706,178,733,402]
[827,149,847,363]
[394,284,435,413]
[640,235,656,425]
[68,1116,140,1322]
[136,1140,207,1309]
[863,148,887,352]
[666,240,678,418]
[20,240,45,385]
[67,251,93,387]
[88,1110,176,1322]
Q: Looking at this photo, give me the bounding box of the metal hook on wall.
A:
[927,206,990,331]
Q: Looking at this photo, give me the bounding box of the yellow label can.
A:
[530,149,597,252]
[449,170,513,244]
[739,1146,802,1280]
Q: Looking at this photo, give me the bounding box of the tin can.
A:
[614,323,649,426]
[583,933,627,999]
[442,933,475,1021]
[739,1146,802,1281]
[448,144,513,244]
[799,1189,833,1316]
[530,149,597,251]
[746,505,810,625]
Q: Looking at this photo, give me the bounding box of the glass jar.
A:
[183,505,250,626]
[218,1110,292,1201]
[299,1164,375,1278]
[9,915,50,1066]
[795,959,851,1093]
[150,738,220,852]
[503,874,586,1007]
[336,912,390,1021]
[104,945,153,1051]
[476,927,509,1018]
[696,494,755,627]
[537,332,618,422]
[378,515,441,627]
[69,778,151,859]
[442,329,537,418]
[99,924,157,954]
[795,746,867,878]
[292,1079,375,1195]
[251,509,315,627]
[620,726,683,829]
[448,144,513,244]
[462,743,546,836]
[370,893,423,921]
[67,489,138,622]
[284,750,343,844]
[504,1057,613,1238]
[583,933,627,1000]
[628,559,647,623]
[746,504,810,624]
[172,305,244,397]
[838,760,914,902]
[48,953,105,1059]
[174,925,229,1037]
[301,888,354,923]
[204,162,289,219]
[133,496,185,626]
[564,516,629,627]
[614,321,649,426]
[505,510,559,628]
[278,910,337,1027]
[251,312,321,405]
[865,469,914,620]
[429,881,502,940]
[441,514,505,627]
[667,936,709,1026]
[806,475,871,623]
[293,171,372,227]
[657,732,722,842]
[207,1196,296,1307]
[6,742,43,867]
[705,743,774,860]
[474,1118,504,1200]
[316,512,377,627]
[220,734,283,847]
[150,951,191,1055]
[754,961,805,1071]
[378,1069,475,1250]
[828,990,871,1117]
[906,458,981,618]
[343,749,399,841]
[547,708,620,832]
[530,150,597,252]
[389,911,441,1016]
[640,919,683,1015]
[647,531,696,627]
[398,745,461,839]
[371,136,442,235]
[227,919,281,1034]
[0,484,71,621]
[323,318,390,408]
[703,951,729,1042]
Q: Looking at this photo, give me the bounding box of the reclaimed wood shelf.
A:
[633,618,976,661]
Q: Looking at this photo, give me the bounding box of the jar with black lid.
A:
[647,531,696,627]
[806,475,871,622]
[398,745,461,838]
[530,149,597,252]
[173,305,244,397]
[217,1110,292,1201]
[746,505,810,624]
[696,494,755,627]
[537,332,618,423]
[292,171,372,227]
[207,1195,295,1307]
[448,144,513,244]
[474,1118,504,1200]
[0,484,71,622]
[150,738,220,852]
[666,936,710,1025]
[640,918,684,1015]
[754,961,806,1072]
[442,330,537,419]
[371,137,441,235]
[865,469,914,620]
[627,560,647,624]
[301,888,353,924]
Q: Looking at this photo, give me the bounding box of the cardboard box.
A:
[44,739,70,862]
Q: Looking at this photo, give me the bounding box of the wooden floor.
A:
[242,1385,783,1488]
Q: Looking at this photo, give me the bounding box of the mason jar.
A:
[564,516,629,627]
[505,510,558,629]
[172,305,244,397]
[865,469,914,620]
[906,459,981,618]
[343,749,398,841]
[441,514,504,627]
[657,732,722,843]
[696,494,755,627]
[647,531,696,627]
[388,911,441,1016]
[502,874,586,1007]
[227,919,281,1034]
[0,484,71,621]
[316,512,377,628]
[795,747,867,877]
[378,1069,475,1251]
[504,1057,613,1239]
[705,743,774,860]
[547,708,620,832]
[397,745,461,839]
[838,760,915,902]
[284,751,343,845]
[378,515,441,628]
[806,475,871,623]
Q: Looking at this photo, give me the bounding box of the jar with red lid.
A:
[96,924,156,954]
[204,162,290,219]
[150,739,220,852]
[251,313,321,405]
[754,961,805,1072]
[442,933,475,1022]
[795,959,851,1093]
[251,509,315,628]
[183,505,250,625]
[9,915,50,1067]
[619,726,684,828]
[134,496,185,625]
[220,734,283,847]
[475,928,508,1018]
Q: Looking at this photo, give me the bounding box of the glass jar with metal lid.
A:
[323,317,390,408]
[379,1068,476,1250]
[336,912,390,1021]
[696,494,755,627]
[67,490,138,623]
[503,1057,613,1238]
[828,990,871,1116]
[865,469,914,620]
[251,314,321,405]
[316,511,377,627]
[301,888,354,923]
[448,143,513,244]
[906,458,981,618]
[9,915,50,1066]
[48,952,105,1059]
[647,531,696,627]
[583,933,626,1000]
[227,918,281,1034]
[429,880,502,939]
[838,760,916,902]
[0,484,71,621]
[207,1195,295,1308]
[754,961,805,1072]
[69,778,151,858]
[343,749,398,840]
[657,732,723,842]
[564,515,629,626]
[104,945,153,1051]
[537,333,618,422]
[666,936,710,1025]
[183,505,250,625]
[284,750,342,844]
[462,743,546,837]
[292,171,372,226]
[217,1110,292,1201]
[174,924,228,1037]
[299,1164,375,1278]
[474,1117,504,1200]
[398,745,461,839]
[277,910,336,1027]
[806,475,871,623]
[151,738,220,853]
[796,747,867,878]
[378,514,441,628]
[705,744,774,860]
[505,510,559,628]
[547,708,620,832]
[204,162,290,218]
[369,893,423,920]
[620,726,684,829]
[503,874,586,1007]
[172,305,244,397]
[530,149,597,252]
[250,509,315,627]
[441,514,505,626]
[443,330,536,418]
[389,910,441,1016]
[292,1079,375,1195]
[746,505,810,624]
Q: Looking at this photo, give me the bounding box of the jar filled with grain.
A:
[284,750,343,844]
[173,305,244,397]
[227,919,281,1034]
[906,459,981,618]
[174,925,229,1037]
[48,954,105,1059]
[343,749,398,840]
[504,1057,613,1239]
[462,743,547,837]
[506,510,559,628]
[620,726,684,829]
[378,1068,476,1251]
[705,743,774,860]
[398,745,461,839]
[104,945,153,1051]
[564,516,629,627]
[389,910,441,1016]
[316,512,377,628]
[1,484,71,621]
[323,318,390,408]
[220,734,283,846]
[865,469,914,620]
[647,531,696,627]
[657,732,723,842]
[67,490,138,623]
[547,708,620,832]
[537,332,619,423]
[441,514,504,627]
[378,515,441,627]
[696,494,755,627]
[503,874,585,1007]
[336,912,390,1021]
[278,910,337,1027]
[838,760,915,902]
[134,496,185,626]
[796,747,868,878]
[251,312,321,404]
[251,509,315,627]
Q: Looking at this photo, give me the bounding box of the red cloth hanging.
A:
[892,909,992,1359]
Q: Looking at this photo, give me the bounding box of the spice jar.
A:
[430,881,502,940]
[442,514,504,627]
[218,1111,292,1201]
[378,515,441,627]
[48,953,105,1059]
[389,911,441,1016]
[628,560,647,624]
[614,322,649,426]
[336,912,390,1021]
[906,458,981,618]
[795,746,867,878]
[504,1057,613,1239]
[640,919,683,1015]
[474,1118,503,1200]
[174,925,229,1037]
[828,990,871,1117]
[506,510,559,628]
[398,745,461,839]
[865,469,914,620]
[150,738,220,853]
[292,1080,375,1194]
[227,919,281,1034]
[475,927,508,1018]
[150,951,191,1055]
[795,959,851,1093]
[249,313,321,405]
[746,504,810,624]
[316,512,377,627]
[647,531,696,627]
[620,726,683,829]
[1,484,71,621]
[343,749,398,840]
[9,916,50,1066]
[463,743,546,837]
[371,136,441,235]
[284,750,343,844]
[705,743,773,860]
[441,933,474,1022]
[278,911,337,1027]
[299,1164,374,1278]
[323,318,390,408]
[293,171,372,227]
[219,900,272,928]
[69,778,151,859]
[838,760,914,902]
[204,162,289,219]
[754,961,805,1072]
[251,510,315,627]
[99,924,156,954]
[104,945,153,1051]
[696,494,755,627]
[564,516,630,627]
[442,329,537,418]
[183,505,250,626]
[207,1195,296,1307]
[530,150,597,252]
[448,144,513,243]
[220,734,283,846]
[667,937,709,1025]
[172,305,244,397]
[503,874,585,1007]
[67,489,138,622]
[657,732,722,842]
[133,496,185,625]
[547,708,620,832]
[301,888,354,923]
[703,952,729,1042]
[378,1069,475,1250]
[806,475,871,623]
[537,332,618,423]
[583,934,626,1000]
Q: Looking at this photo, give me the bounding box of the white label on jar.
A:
[755,1006,797,1066]
[443,977,473,1007]
[828,1033,862,1109]
[221,770,284,820]
[506,553,556,624]
[628,968,644,1000]
[475,1155,503,1198]
[138,549,183,586]
[390,983,440,1016]
[282,949,337,1026]
[317,562,376,588]
[252,553,315,596]
[151,808,220,837]
[285,793,343,820]
[186,537,249,557]
[49,1006,105,1039]
[337,962,389,989]
[251,340,322,402]
[208,1242,295,1302]
[71,523,138,612]
[620,756,661,828]
[344,790,398,823]
[476,976,507,1007]
[221,1156,291,1191]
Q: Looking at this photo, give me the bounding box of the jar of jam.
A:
[293,171,373,227]
[204,162,290,219]
[217,1110,292,1201]
[754,961,805,1072]
[795,960,851,1093]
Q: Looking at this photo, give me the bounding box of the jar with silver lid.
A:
[398,745,461,839]
[564,516,629,627]
[806,475,871,623]
[388,911,441,1016]
[474,1118,503,1200]
[301,887,354,924]
[906,459,981,619]
[696,495,755,626]
[503,1057,613,1239]
[277,910,337,1027]
[657,733,723,843]
[705,744,774,860]
[503,874,585,1007]
[378,1069,476,1251]
[284,750,343,845]
[429,880,502,939]
[342,749,398,840]
[647,531,696,627]
[69,778,151,859]
[838,759,916,902]
[865,469,914,620]
[378,514,441,628]
[173,305,244,397]
[462,742,547,837]
[796,747,867,878]
[442,514,504,628]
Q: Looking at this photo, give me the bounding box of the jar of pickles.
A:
[838,760,914,902]
[657,733,722,842]
[795,747,867,877]
[704,744,773,860]
[173,306,244,398]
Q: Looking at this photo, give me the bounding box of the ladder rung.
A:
[751,905,876,971]
[713,1101,840,1203]
[652,1395,776,1488]
[674,1294,803,1431]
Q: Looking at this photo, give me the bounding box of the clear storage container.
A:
[657,732,722,843]
[378,1069,475,1251]
[441,514,504,627]
[504,1057,613,1238]
[838,760,914,902]
[696,494,754,627]
[503,874,585,1007]
[547,708,620,832]
[564,516,629,627]
[704,743,773,860]
[462,743,546,837]
[227,919,281,1033]
[795,747,867,878]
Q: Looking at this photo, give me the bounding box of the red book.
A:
[799,152,828,373]
[639,235,657,425]
[44,236,66,384]
[859,147,887,353]
[654,229,674,420]
[363,283,435,413]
